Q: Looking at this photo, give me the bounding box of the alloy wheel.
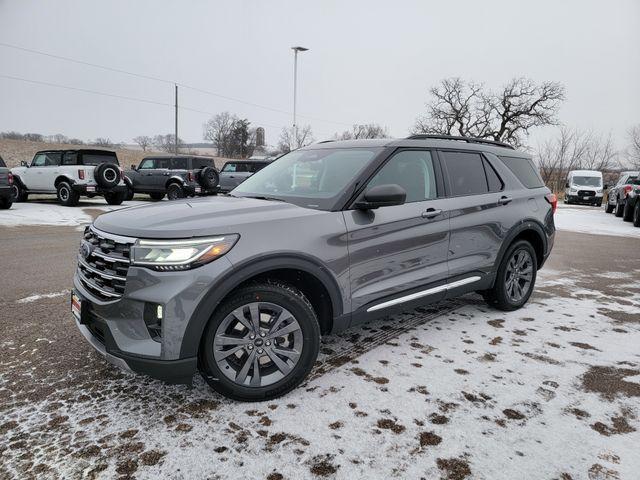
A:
[504,249,534,303]
[213,302,303,388]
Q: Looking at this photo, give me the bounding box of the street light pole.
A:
[291,46,308,149]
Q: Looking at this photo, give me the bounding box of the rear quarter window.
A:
[81,152,119,166]
[192,158,215,169]
[499,156,544,189]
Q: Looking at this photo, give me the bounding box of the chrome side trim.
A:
[366,276,482,313]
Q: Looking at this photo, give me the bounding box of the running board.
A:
[366,276,482,313]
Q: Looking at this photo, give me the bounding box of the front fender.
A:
[178,253,344,358]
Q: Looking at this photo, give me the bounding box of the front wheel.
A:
[614,200,624,217]
[57,181,80,206]
[623,201,634,222]
[199,281,320,401]
[104,191,125,206]
[605,201,614,213]
[11,183,28,202]
[482,240,537,311]
[0,195,12,209]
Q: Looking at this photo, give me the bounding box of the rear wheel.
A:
[623,201,634,221]
[605,200,615,213]
[167,183,185,201]
[482,240,537,311]
[104,190,125,206]
[633,201,640,227]
[199,281,320,401]
[614,199,624,217]
[0,195,12,209]
[125,185,134,201]
[57,181,80,206]
[149,192,165,201]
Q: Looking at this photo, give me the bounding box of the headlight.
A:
[570,188,577,193]
[131,235,239,271]
[596,188,603,193]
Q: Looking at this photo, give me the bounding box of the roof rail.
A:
[406,134,515,150]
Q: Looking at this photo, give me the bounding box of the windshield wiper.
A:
[246,195,286,202]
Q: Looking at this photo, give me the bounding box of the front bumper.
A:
[72,183,128,196]
[567,193,602,203]
[72,254,234,385]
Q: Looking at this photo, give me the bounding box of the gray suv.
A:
[71,135,556,401]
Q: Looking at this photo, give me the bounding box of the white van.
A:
[564,170,604,206]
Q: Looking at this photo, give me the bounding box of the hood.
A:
[93,195,324,239]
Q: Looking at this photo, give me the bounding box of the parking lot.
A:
[0,200,637,479]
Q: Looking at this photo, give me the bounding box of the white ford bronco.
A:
[11,149,128,206]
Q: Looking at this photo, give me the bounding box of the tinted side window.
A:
[139,159,155,169]
[62,152,78,165]
[483,158,503,192]
[499,156,544,189]
[31,153,47,167]
[192,158,214,169]
[442,151,488,196]
[222,163,237,173]
[368,150,437,203]
[172,158,189,170]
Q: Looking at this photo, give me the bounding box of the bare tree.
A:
[625,125,640,169]
[278,125,314,153]
[203,112,237,156]
[51,133,69,144]
[536,127,619,193]
[339,123,389,140]
[133,135,152,151]
[93,137,114,147]
[153,134,184,153]
[414,77,565,147]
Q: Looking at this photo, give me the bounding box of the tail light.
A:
[545,193,557,214]
[78,169,85,180]
[7,173,13,185]
[187,171,194,182]
[623,185,633,197]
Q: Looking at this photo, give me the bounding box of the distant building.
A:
[256,127,265,147]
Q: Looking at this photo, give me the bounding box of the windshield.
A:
[572,176,601,187]
[232,147,382,210]
[82,153,119,166]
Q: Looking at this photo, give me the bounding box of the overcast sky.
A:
[0,0,638,149]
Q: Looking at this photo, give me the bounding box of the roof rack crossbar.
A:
[406,134,515,150]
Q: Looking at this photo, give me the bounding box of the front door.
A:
[343,149,450,313]
[136,158,160,191]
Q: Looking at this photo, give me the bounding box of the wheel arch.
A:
[180,254,344,358]
[54,175,74,188]
[495,220,547,273]
[165,176,185,189]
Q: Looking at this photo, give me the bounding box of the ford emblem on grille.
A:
[80,240,93,260]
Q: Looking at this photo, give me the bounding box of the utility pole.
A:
[174,84,179,154]
[291,46,308,149]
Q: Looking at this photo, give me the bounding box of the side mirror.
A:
[355,184,407,210]
[21,160,28,167]
[131,164,137,171]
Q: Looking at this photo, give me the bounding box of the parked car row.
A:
[604,170,640,227]
[4,149,272,207]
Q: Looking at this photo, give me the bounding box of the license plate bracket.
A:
[71,292,82,321]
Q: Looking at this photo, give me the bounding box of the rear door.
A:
[440,150,509,282]
[343,149,450,313]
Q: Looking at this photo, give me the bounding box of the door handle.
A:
[498,195,512,205]
[422,208,442,219]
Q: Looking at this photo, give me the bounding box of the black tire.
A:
[614,201,624,217]
[633,201,640,228]
[0,195,12,209]
[149,192,165,201]
[605,200,615,213]
[481,240,537,312]
[198,167,220,190]
[104,190,125,206]
[125,185,134,201]
[622,201,634,222]
[94,163,120,188]
[11,183,28,202]
[199,281,320,402]
[596,200,602,207]
[57,181,80,206]
[167,183,185,201]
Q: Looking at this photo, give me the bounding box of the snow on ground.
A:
[0,197,147,227]
[555,203,640,238]
[1,268,639,479]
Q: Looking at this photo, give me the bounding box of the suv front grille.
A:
[77,227,135,301]
[577,190,595,197]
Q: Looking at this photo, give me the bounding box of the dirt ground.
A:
[0,227,639,479]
